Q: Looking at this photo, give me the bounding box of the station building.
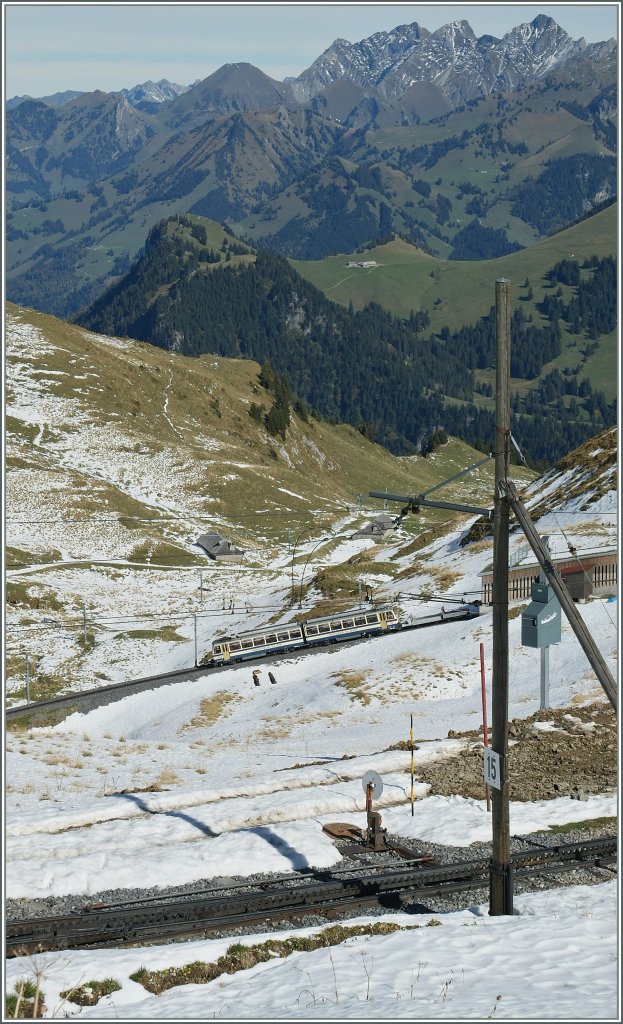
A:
[480,542,617,604]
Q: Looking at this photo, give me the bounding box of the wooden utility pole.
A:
[490,277,513,916]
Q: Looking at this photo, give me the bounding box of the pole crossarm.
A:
[503,479,617,713]
[417,453,494,499]
[368,491,492,518]
[369,454,494,520]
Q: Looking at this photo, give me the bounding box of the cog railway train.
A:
[205,602,480,666]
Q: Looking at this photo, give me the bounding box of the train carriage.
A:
[211,623,305,665]
[206,602,476,667]
[302,606,401,646]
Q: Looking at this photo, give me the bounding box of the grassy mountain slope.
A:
[293,201,618,401]
[6,105,344,318]
[75,210,617,470]
[293,203,617,328]
[233,74,616,260]
[78,216,484,458]
[7,302,451,539]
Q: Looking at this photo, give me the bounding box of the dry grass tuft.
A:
[182,691,241,731]
[156,768,182,787]
[256,717,294,741]
[131,922,416,994]
[465,538,494,554]
[331,669,372,705]
[386,651,453,698]
[124,768,185,792]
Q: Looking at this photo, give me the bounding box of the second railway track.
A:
[7,835,616,956]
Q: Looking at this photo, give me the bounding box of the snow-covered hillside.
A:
[6,301,533,697]
[4,307,618,1021]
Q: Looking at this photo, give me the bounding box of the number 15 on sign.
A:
[484,749,501,790]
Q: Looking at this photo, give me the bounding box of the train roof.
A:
[303,605,396,626]
[213,606,399,644]
[213,621,304,644]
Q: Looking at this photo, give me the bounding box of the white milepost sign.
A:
[362,770,384,798]
[484,749,501,790]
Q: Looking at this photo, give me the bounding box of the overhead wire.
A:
[5,509,350,524]
[6,559,289,569]
[6,440,615,656]
[5,519,464,569]
[6,509,615,524]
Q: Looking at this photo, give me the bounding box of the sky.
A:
[3,2,619,99]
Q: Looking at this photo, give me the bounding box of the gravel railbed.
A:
[7,824,616,935]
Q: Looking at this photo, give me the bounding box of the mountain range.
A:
[287,15,616,106]
[6,79,192,112]
[8,15,616,114]
[6,15,617,319]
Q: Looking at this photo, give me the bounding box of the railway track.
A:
[4,664,207,722]
[5,605,478,722]
[7,836,615,956]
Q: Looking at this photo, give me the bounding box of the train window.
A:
[306,625,318,635]
[213,644,222,654]
[253,637,265,647]
[387,611,396,620]
[319,624,330,633]
[354,616,366,626]
[265,634,277,644]
[342,619,354,628]
[289,629,303,639]
[365,614,379,624]
[277,632,290,642]
[229,642,241,652]
[330,621,342,631]
[241,640,253,649]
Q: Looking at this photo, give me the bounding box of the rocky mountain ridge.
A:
[289,15,616,107]
[8,16,616,119]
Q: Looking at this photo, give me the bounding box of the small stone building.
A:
[196,532,245,562]
[351,514,397,542]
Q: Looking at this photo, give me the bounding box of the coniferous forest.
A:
[78,218,617,470]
